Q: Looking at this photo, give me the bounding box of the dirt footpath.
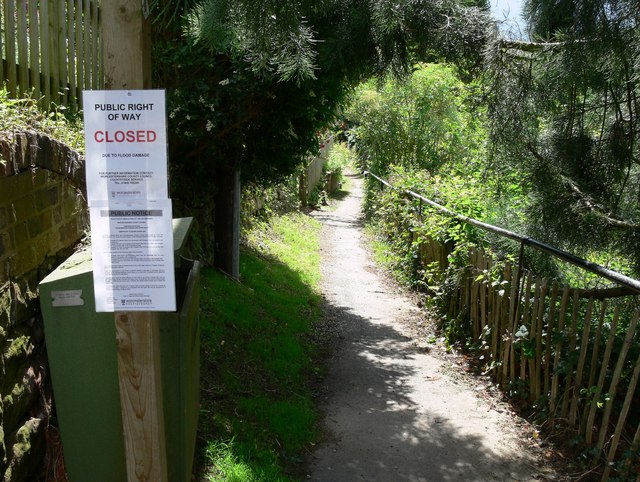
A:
[307,174,559,482]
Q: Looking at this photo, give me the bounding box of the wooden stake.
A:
[593,310,639,464]
[543,283,559,397]
[533,278,547,401]
[581,301,607,436]
[601,317,640,481]
[501,260,518,386]
[585,306,619,445]
[560,290,580,419]
[569,297,593,427]
[520,273,532,382]
[490,273,501,379]
[549,287,570,416]
[527,278,539,400]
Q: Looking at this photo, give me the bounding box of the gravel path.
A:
[307,173,558,482]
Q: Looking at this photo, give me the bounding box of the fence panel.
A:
[4,0,17,94]
[306,155,325,196]
[298,136,334,206]
[0,2,3,81]
[0,0,102,107]
[28,1,39,96]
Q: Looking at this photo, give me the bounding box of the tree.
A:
[151,0,492,274]
[484,0,640,273]
[346,63,486,178]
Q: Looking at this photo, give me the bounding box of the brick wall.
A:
[0,131,86,481]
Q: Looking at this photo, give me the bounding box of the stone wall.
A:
[0,131,86,481]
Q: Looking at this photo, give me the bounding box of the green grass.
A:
[196,212,323,481]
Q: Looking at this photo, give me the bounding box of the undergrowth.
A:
[0,87,84,151]
[196,212,323,481]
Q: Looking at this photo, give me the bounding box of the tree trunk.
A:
[214,166,241,280]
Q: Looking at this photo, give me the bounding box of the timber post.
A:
[101,2,168,481]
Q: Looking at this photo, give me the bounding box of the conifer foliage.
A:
[150,0,491,268]
[485,0,640,272]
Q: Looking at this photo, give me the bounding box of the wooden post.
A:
[231,168,241,280]
[101,2,168,481]
[299,171,308,209]
[585,306,619,445]
[102,0,151,90]
[213,167,241,280]
[115,312,168,482]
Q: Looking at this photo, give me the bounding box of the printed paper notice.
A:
[83,90,169,202]
[89,200,176,312]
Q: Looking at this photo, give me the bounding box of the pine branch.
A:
[524,142,640,231]
[562,175,640,230]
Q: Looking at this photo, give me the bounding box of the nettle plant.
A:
[371,166,488,290]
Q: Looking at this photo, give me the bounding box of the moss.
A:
[12,422,32,457]
[0,415,6,467]
[3,417,44,482]
[0,286,10,326]
[0,279,39,328]
[4,334,31,361]
[2,333,33,395]
[2,382,24,416]
[2,375,37,433]
[11,280,39,324]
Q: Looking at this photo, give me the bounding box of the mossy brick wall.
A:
[0,131,86,482]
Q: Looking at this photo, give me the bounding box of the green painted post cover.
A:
[39,218,200,482]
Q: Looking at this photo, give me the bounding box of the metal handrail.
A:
[364,171,640,295]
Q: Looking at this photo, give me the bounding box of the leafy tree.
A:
[484,0,640,274]
[346,63,486,179]
[150,0,492,273]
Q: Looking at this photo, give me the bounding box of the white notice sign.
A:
[89,200,176,312]
[83,90,169,202]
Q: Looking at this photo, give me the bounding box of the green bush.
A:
[345,63,486,179]
[345,64,500,341]
[368,165,489,288]
[324,141,355,185]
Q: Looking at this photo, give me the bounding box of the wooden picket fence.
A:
[0,0,102,108]
[367,171,640,479]
[299,136,334,207]
[414,227,640,480]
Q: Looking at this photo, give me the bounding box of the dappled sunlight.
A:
[308,175,551,482]
[310,298,542,482]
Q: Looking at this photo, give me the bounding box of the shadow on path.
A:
[308,174,550,482]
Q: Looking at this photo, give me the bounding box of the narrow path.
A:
[308,174,557,482]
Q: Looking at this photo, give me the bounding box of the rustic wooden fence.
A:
[451,248,640,480]
[366,171,640,480]
[299,135,334,207]
[243,137,336,216]
[0,0,102,108]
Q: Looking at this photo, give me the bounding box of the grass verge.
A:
[196,212,323,481]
